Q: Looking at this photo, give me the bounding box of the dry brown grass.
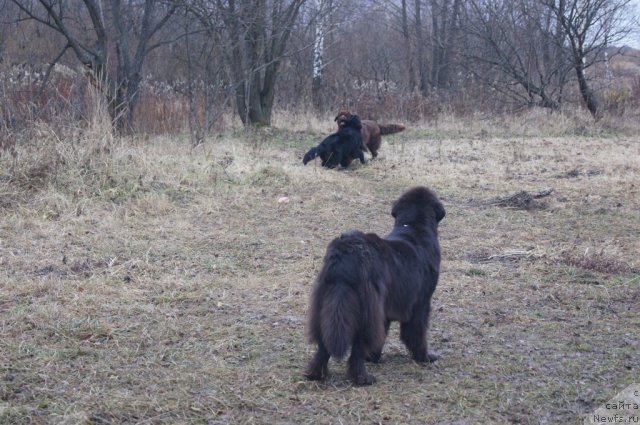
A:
[1,110,639,424]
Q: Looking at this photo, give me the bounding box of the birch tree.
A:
[311,0,333,108]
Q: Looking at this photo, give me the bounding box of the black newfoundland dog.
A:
[334,108,405,159]
[304,187,445,385]
[302,114,365,168]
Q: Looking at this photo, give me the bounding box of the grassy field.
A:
[1,111,639,424]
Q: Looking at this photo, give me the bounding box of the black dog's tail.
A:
[319,280,360,358]
[303,147,319,165]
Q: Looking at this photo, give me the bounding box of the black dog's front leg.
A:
[401,307,439,363]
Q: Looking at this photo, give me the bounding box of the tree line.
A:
[1,0,637,135]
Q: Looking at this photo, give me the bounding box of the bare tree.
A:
[175,4,231,143]
[10,0,179,133]
[401,0,417,91]
[4,0,638,127]
[405,0,461,95]
[414,0,430,95]
[211,0,305,127]
[464,0,569,109]
[544,0,636,116]
[430,0,461,90]
[375,0,423,92]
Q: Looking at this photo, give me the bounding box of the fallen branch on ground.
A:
[488,188,554,210]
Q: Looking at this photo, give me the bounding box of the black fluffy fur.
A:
[304,187,446,386]
[302,115,365,169]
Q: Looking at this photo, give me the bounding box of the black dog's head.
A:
[392,187,445,227]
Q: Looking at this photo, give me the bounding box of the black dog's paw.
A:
[303,362,328,381]
[366,352,383,363]
[413,351,440,364]
[303,370,325,381]
[352,373,377,386]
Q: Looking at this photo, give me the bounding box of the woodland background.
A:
[1,0,639,142]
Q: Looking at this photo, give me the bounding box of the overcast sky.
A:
[624,0,640,48]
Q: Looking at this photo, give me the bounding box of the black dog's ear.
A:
[390,200,402,219]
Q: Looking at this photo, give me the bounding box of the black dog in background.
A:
[304,187,446,385]
[302,114,365,168]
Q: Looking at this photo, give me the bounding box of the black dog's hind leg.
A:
[400,306,439,363]
[348,335,376,385]
[367,319,390,363]
[304,340,330,381]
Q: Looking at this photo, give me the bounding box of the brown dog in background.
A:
[334,109,405,159]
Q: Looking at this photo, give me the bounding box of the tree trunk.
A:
[575,59,599,117]
[431,0,443,88]
[221,0,304,127]
[414,0,429,95]
[430,0,460,90]
[439,0,460,88]
[401,0,416,91]
[311,24,325,109]
[312,0,330,110]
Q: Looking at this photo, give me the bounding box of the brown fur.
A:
[304,187,445,386]
[334,109,405,159]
